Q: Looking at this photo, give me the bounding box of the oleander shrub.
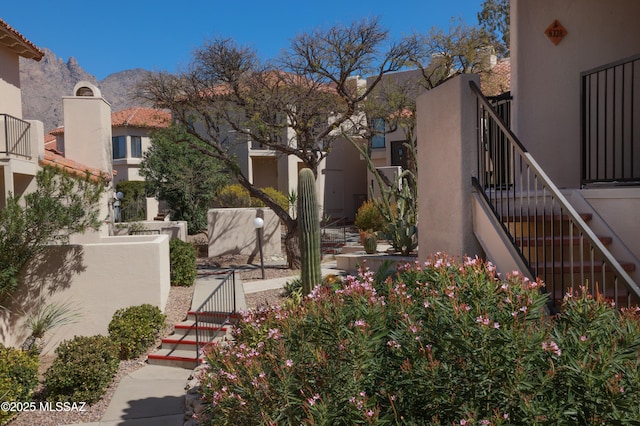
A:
[0,345,39,424]
[108,304,166,359]
[199,253,640,425]
[44,335,119,404]
[170,238,197,286]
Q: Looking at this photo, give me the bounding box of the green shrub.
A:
[0,345,38,424]
[44,335,119,404]
[354,199,385,232]
[108,304,166,359]
[115,180,148,222]
[200,253,640,425]
[170,238,197,286]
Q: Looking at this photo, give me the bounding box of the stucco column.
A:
[416,74,483,262]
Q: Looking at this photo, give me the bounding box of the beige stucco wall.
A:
[322,137,367,220]
[416,74,483,261]
[208,208,282,259]
[578,188,640,257]
[111,128,153,186]
[0,235,170,354]
[0,47,22,118]
[511,0,640,188]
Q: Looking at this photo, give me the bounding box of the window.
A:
[112,136,126,159]
[371,118,386,149]
[130,136,142,158]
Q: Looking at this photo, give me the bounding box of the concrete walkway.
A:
[65,260,345,426]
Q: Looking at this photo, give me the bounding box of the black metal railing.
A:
[320,217,347,255]
[1,114,31,158]
[193,270,237,359]
[471,80,640,308]
[581,54,640,185]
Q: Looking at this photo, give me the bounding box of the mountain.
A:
[20,48,152,132]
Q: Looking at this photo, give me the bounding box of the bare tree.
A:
[137,18,417,268]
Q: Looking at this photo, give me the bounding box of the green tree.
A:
[140,124,229,234]
[0,166,104,299]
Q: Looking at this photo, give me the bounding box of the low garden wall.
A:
[0,234,170,355]
[208,208,281,259]
[112,220,188,241]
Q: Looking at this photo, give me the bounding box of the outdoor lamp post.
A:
[113,191,124,223]
[253,217,265,280]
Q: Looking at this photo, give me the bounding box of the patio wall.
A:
[0,234,170,355]
[208,208,281,259]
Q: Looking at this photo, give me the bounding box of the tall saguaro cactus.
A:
[297,168,322,295]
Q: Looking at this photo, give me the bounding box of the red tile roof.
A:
[40,150,110,183]
[480,58,511,97]
[111,107,171,129]
[0,18,44,60]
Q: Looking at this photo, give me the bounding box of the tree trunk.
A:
[284,227,301,269]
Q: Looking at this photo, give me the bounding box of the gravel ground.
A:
[8,256,296,426]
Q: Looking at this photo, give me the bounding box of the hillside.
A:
[20,48,151,132]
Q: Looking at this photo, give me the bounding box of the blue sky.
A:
[3,0,485,81]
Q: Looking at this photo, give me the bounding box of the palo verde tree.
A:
[0,166,104,299]
[137,18,418,268]
[140,124,229,234]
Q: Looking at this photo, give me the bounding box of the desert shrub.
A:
[215,184,288,212]
[215,184,252,208]
[44,335,119,404]
[108,304,166,359]
[170,238,197,286]
[354,199,385,232]
[250,187,289,212]
[200,253,640,425]
[0,345,38,424]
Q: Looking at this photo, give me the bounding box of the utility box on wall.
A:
[208,208,282,259]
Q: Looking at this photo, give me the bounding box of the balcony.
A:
[0,114,31,159]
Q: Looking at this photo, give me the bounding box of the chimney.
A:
[62,81,113,174]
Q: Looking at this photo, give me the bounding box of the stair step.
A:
[147,349,201,369]
[186,311,242,323]
[516,235,613,247]
[172,320,229,337]
[160,337,207,351]
[534,261,636,274]
[503,213,592,223]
